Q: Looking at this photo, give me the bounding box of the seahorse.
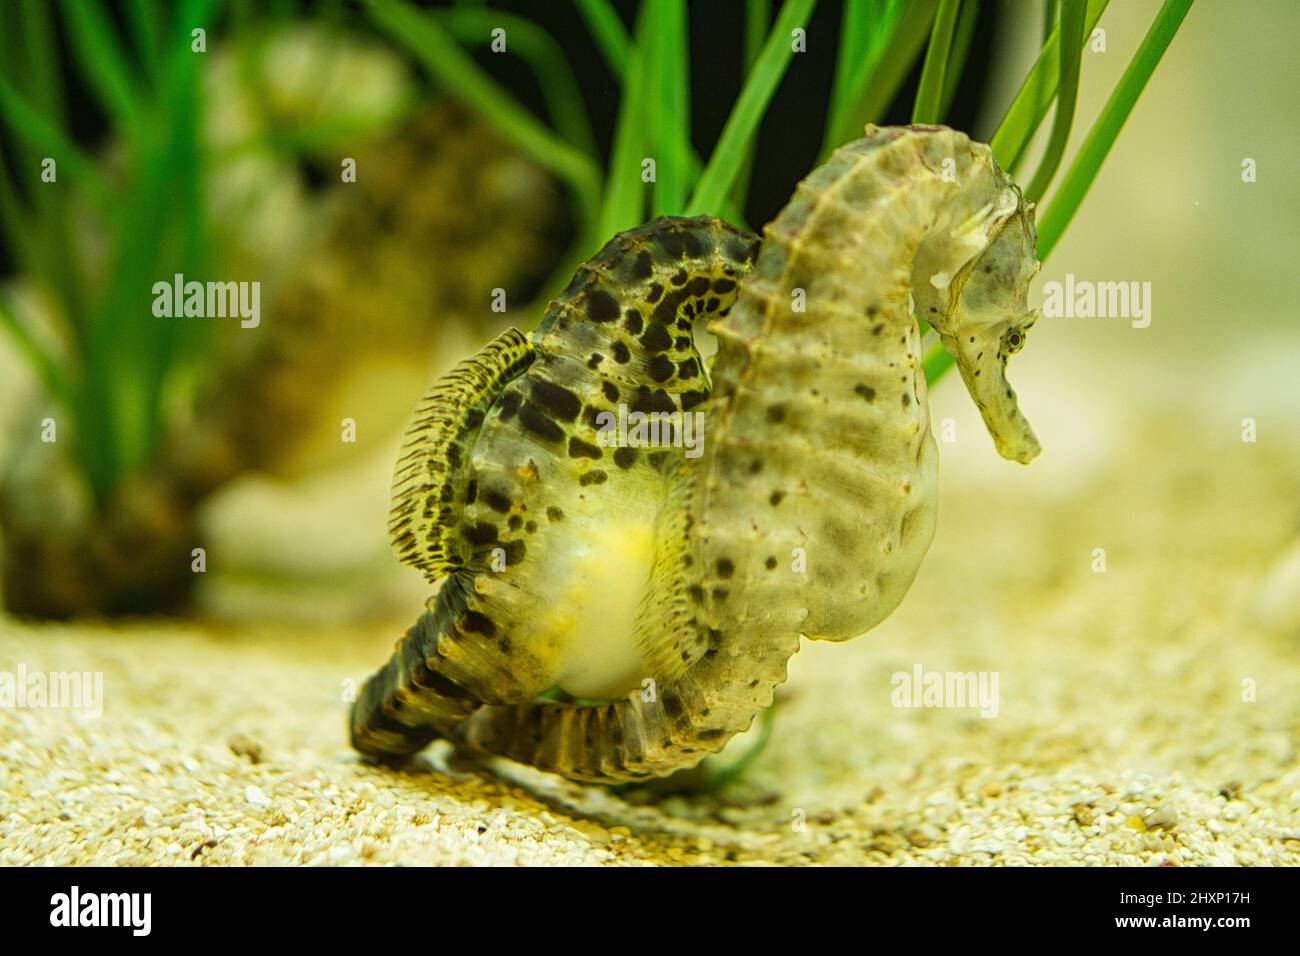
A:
[351,125,1041,782]
[351,215,761,760]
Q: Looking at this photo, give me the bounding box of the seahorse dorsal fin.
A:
[388,327,534,582]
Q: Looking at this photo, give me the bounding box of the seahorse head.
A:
[923,182,1042,464]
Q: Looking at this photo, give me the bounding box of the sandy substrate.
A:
[2,347,1299,866]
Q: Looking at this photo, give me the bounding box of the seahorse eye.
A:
[1002,328,1025,354]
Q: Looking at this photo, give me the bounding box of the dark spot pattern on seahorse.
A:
[568,436,603,459]
[629,387,677,415]
[631,250,653,280]
[640,322,673,353]
[531,380,582,422]
[518,403,565,443]
[497,390,522,421]
[647,354,675,383]
[658,230,685,259]
[586,289,621,323]
[681,389,708,410]
[463,521,498,546]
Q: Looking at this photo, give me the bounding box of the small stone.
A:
[907,826,939,848]
[244,785,270,806]
[1142,803,1178,831]
[228,734,264,764]
[948,829,970,855]
[571,820,611,844]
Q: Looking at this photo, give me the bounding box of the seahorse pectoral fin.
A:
[388,327,535,581]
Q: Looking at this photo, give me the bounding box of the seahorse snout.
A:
[942,317,1041,464]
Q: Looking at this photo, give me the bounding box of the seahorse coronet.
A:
[351,125,1042,782]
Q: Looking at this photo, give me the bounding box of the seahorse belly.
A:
[546,505,657,700]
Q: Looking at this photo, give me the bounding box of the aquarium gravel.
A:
[3,349,1296,867]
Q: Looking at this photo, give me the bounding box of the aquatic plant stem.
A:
[990,0,1109,173]
[912,0,962,124]
[821,0,938,158]
[686,0,818,216]
[1024,0,1086,204]
[1035,0,1195,259]
[575,0,630,78]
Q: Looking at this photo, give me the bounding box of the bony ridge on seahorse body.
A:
[351,124,1041,783]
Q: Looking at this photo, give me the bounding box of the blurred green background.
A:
[0,0,1291,629]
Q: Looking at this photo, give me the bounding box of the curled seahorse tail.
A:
[350,580,484,761]
[454,622,799,784]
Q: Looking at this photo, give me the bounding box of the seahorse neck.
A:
[817,144,958,306]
